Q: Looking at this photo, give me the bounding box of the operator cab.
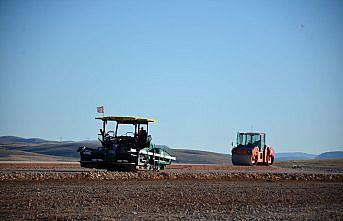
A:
[236,132,266,151]
[97,116,155,151]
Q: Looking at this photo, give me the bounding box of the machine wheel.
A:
[232,154,255,166]
[266,155,271,166]
[266,155,274,166]
[251,156,257,165]
[146,164,153,171]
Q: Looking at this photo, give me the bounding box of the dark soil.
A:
[0,180,342,220]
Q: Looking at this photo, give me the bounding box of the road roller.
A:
[231,132,275,166]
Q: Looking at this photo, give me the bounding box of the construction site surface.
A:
[0,160,342,220]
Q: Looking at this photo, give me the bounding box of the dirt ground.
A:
[1,158,342,174]
[0,161,342,220]
[0,180,342,220]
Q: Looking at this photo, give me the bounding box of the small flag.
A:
[97,106,104,113]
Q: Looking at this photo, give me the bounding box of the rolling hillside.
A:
[164,147,230,164]
[316,151,343,159]
[0,136,341,164]
[0,148,77,161]
[0,136,229,164]
[275,152,317,161]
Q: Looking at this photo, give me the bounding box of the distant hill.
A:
[164,147,230,164]
[316,151,343,159]
[275,152,317,161]
[0,148,77,161]
[0,136,340,164]
[0,136,99,160]
[0,136,50,144]
[0,136,229,164]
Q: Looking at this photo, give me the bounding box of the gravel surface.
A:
[0,162,342,220]
[0,170,342,182]
[0,180,342,220]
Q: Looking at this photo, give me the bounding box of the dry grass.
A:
[0,161,80,169]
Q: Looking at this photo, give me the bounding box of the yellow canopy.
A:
[95,116,157,124]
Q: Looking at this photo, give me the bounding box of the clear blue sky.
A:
[1,0,342,154]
